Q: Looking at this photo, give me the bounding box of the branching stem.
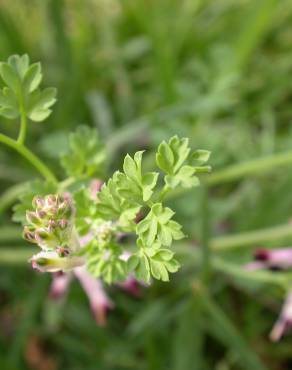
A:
[0,133,57,184]
[17,105,27,144]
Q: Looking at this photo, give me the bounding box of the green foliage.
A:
[86,240,127,284]
[79,137,204,283]
[128,240,180,282]
[136,203,184,247]
[73,187,98,235]
[95,171,141,230]
[156,136,211,189]
[121,151,159,202]
[0,54,56,121]
[61,125,106,178]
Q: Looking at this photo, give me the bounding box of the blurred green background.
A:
[2,0,292,369]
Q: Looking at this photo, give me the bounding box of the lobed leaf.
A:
[0,54,56,122]
[156,135,211,189]
[136,203,184,247]
[61,125,106,178]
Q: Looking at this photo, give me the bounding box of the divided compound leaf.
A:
[156,136,211,189]
[128,247,180,282]
[61,125,106,178]
[96,171,141,230]
[121,151,158,202]
[0,54,56,122]
[136,203,184,247]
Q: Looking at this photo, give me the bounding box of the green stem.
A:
[0,247,35,264]
[0,226,22,242]
[200,186,211,282]
[206,149,292,186]
[0,183,25,215]
[157,184,170,202]
[17,108,27,144]
[168,149,292,200]
[211,222,292,251]
[212,257,289,289]
[0,133,57,184]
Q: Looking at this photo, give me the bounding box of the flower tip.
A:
[92,302,113,327]
[49,272,71,300]
[270,322,285,342]
[32,195,44,209]
[254,248,269,261]
[119,278,142,298]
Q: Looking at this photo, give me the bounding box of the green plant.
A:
[0,54,211,284]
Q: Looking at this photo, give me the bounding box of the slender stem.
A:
[211,222,292,251]
[0,133,57,184]
[157,184,170,202]
[0,182,25,215]
[0,247,34,264]
[17,108,27,144]
[168,149,292,200]
[200,186,211,282]
[58,177,76,191]
[206,149,292,186]
[212,257,289,289]
[0,226,22,242]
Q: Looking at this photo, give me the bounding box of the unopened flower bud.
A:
[26,211,39,225]
[46,194,58,207]
[56,246,70,257]
[31,251,85,273]
[36,210,47,219]
[58,219,68,229]
[32,196,44,209]
[25,192,76,260]
[50,207,59,216]
[23,226,37,244]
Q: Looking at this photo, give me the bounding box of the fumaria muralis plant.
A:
[0,55,211,285]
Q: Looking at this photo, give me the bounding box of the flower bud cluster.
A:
[23,194,74,251]
[95,221,114,246]
[23,194,85,273]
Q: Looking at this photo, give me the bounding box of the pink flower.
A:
[74,266,114,326]
[49,272,72,300]
[118,276,142,298]
[270,291,292,342]
[245,248,292,270]
[245,247,292,341]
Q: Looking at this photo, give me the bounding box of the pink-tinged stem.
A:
[270,291,292,341]
[49,272,72,300]
[74,266,113,326]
